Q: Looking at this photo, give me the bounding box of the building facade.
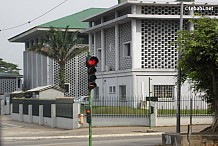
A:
[0,73,22,94]
[82,0,218,101]
[9,8,106,97]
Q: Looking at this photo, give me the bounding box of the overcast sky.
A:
[0,0,217,74]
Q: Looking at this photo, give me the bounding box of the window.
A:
[119,85,126,100]
[153,85,174,98]
[109,86,116,94]
[94,86,99,100]
[123,42,131,57]
[25,42,29,49]
[17,79,21,88]
[64,83,70,93]
[97,48,102,61]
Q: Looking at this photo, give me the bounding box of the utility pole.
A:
[176,0,184,134]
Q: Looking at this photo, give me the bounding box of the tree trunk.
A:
[203,71,218,133]
[211,98,218,132]
[58,64,65,90]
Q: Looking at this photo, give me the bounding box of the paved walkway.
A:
[0,115,210,140]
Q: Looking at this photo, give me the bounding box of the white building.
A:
[25,85,64,100]
[9,8,106,97]
[82,0,218,101]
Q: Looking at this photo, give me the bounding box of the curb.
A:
[2,132,164,140]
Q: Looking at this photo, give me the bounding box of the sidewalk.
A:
[0,115,210,140]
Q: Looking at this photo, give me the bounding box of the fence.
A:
[157,96,213,117]
[81,97,149,118]
[10,96,213,128]
[11,98,80,129]
[81,96,213,118]
[11,98,74,119]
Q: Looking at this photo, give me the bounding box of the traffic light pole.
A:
[88,89,92,146]
[86,52,99,146]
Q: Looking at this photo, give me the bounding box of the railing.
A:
[80,96,213,118]
[81,97,149,118]
[157,96,213,117]
[11,98,74,119]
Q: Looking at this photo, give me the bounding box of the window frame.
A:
[153,85,175,99]
[64,83,70,93]
[109,86,116,94]
[123,41,131,57]
[119,85,126,100]
[94,86,100,100]
[97,48,102,62]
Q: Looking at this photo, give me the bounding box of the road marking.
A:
[2,132,164,140]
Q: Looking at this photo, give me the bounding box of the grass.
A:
[81,106,148,115]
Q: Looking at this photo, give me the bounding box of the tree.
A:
[0,58,20,74]
[29,26,88,89]
[175,16,218,132]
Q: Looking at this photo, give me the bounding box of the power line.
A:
[0,0,68,32]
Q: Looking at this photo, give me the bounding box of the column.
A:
[28,105,33,123]
[73,103,81,129]
[101,29,105,71]
[89,33,93,53]
[51,104,56,128]
[39,105,44,125]
[19,104,23,122]
[131,19,141,69]
[115,24,119,71]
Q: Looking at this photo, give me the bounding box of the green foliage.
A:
[0,58,20,74]
[174,16,218,108]
[29,25,88,89]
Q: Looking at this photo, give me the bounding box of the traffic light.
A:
[86,108,91,124]
[150,106,154,114]
[86,56,99,90]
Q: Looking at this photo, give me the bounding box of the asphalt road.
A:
[2,136,162,146]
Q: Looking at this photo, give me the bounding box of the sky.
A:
[0,0,217,74]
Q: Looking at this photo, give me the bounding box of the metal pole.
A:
[149,77,151,129]
[176,1,183,134]
[87,51,92,146]
[88,89,92,146]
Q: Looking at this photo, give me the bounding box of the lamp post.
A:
[176,0,184,134]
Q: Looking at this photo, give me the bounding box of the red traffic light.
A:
[86,109,91,113]
[86,56,99,67]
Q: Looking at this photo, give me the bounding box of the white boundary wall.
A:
[10,103,81,130]
[157,116,213,126]
[10,103,213,129]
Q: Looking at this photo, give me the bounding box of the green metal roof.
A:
[0,72,23,78]
[38,8,106,29]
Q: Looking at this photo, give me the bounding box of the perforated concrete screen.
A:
[142,5,189,15]
[0,79,17,93]
[119,22,132,70]
[53,52,88,97]
[117,7,131,17]
[141,19,188,69]
[141,5,218,16]
[105,27,116,71]
[95,31,101,72]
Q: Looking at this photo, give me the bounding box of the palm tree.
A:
[0,58,20,74]
[29,25,88,89]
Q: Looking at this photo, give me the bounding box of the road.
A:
[2,136,162,146]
